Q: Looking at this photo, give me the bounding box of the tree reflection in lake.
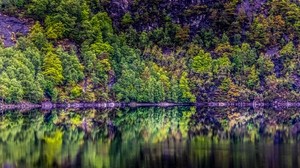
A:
[0,107,300,167]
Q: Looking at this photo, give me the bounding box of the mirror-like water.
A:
[0,107,300,168]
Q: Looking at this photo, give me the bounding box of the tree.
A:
[179,72,196,103]
[121,12,133,27]
[139,31,149,48]
[257,54,274,77]
[90,12,114,41]
[45,16,65,40]
[42,51,64,85]
[247,66,260,89]
[169,78,180,102]
[28,22,49,50]
[249,14,270,47]
[231,43,257,75]
[212,56,231,77]
[0,73,10,102]
[280,42,296,59]
[192,49,212,75]
[23,47,42,75]
[8,78,24,103]
[175,25,190,44]
[219,77,232,92]
[27,0,56,19]
[57,48,84,85]
[90,39,113,56]
[25,81,44,103]
[113,68,141,102]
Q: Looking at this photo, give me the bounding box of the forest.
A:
[0,0,300,103]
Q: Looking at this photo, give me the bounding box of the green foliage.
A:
[45,17,65,40]
[3,0,300,103]
[70,85,82,99]
[113,68,141,102]
[249,15,270,47]
[280,42,296,58]
[192,50,212,75]
[57,48,84,85]
[121,12,133,26]
[219,77,232,92]
[247,66,260,89]
[257,54,274,77]
[212,56,231,76]
[42,51,64,85]
[0,47,43,103]
[179,72,196,103]
[28,22,49,50]
[175,26,190,44]
[231,43,257,75]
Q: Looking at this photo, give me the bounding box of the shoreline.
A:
[0,102,194,110]
[0,101,300,110]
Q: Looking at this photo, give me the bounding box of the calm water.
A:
[0,107,300,168]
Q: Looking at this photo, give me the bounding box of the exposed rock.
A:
[105,0,225,32]
[0,13,29,47]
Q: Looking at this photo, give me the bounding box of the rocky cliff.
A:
[105,0,226,32]
[0,13,30,47]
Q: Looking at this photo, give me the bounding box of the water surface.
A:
[0,107,300,168]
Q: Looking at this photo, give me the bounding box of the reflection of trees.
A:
[108,107,196,168]
[81,140,111,168]
[187,108,300,168]
[0,110,44,166]
[1,107,300,167]
[190,107,300,143]
[0,109,116,167]
[114,107,196,143]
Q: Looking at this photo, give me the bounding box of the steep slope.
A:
[0,13,30,47]
[1,0,300,104]
[105,0,224,32]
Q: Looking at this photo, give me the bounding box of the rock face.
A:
[106,0,225,32]
[0,13,29,47]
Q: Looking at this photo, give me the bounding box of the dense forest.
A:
[0,0,300,103]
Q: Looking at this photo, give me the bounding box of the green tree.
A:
[257,54,274,77]
[28,22,49,50]
[121,12,133,26]
[169,78,180,102]
[249,15,270,47]
[280,42,296,58]
[57,48,84,85]
[45,16,65,40]
[247,66,260,89]
[231,43,257,75]
[192,49,212,75]
[42,51,64,85]
[212,56,231,76]
[113,68,141,102]
[179,72,196,103]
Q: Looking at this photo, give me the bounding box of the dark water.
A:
[0,107,300,168]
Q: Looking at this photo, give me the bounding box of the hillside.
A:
[0,0,300,103]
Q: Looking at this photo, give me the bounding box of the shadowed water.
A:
[0,107,300,168]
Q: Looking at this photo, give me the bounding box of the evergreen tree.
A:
[42,51,64,85]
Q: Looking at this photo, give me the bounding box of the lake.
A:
[0,107,300,168]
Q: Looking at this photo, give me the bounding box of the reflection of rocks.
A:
[274,130,284,144]
[2,163,16,168]
[107,120,117,139]
[291,122,300,138]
